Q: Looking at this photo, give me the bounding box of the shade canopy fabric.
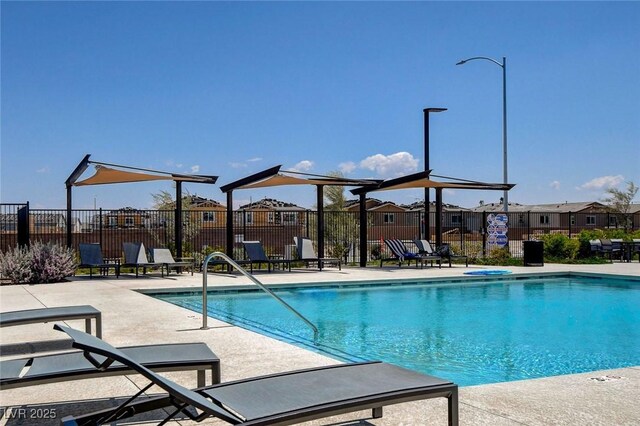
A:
[370,178,513,192]
[73,165,216,186]
[238,173,375,190]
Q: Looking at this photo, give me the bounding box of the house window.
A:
[586,215,596,225]
[282,212,297,224]
[124,216,134,227]
[570,215,575,226]
[383,213,395,224]
[451,215,462,225]
[608,216,617,227]
[268,212,275,223]
[108,217,117,228]
[539,215,550,225]
[245,212,253,225]
[202,212,215,223]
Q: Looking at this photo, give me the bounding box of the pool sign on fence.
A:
[487,213,509,249]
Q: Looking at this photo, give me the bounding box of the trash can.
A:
[523,241,544,266]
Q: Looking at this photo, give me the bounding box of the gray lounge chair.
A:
[122,242,161,277]
[55,324,458,426]
[294,237,341,270]
[382,239,441,268]
[0,337,219,390]
[78,243,119,278]
[0,305,102,338]
[242,241,291,272]
[151,248,195,277]
[415,240,467,267]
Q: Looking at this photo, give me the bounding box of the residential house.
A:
[237,198,307,227]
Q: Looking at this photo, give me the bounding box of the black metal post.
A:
[423,108,447,240]
[226,191,233,258]
[99,208,103,248]
[482,211,487,257]
[66,185,72,248]
[435,188,443,247]
[316,185,324,259]
[17,202,29,248]
[359,193,367,267]
[175,181,183,258]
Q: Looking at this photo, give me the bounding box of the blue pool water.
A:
[151,274,640,386]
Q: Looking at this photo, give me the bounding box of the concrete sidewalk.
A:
[1,262,638,425]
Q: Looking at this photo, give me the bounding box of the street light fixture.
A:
[456,56,508,212]
[423,107,447,239]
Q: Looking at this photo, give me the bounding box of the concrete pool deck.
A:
[1,262,638,425]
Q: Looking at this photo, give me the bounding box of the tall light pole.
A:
[423,107,447,239]
[456,56,508,212]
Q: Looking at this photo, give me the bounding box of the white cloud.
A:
[578,175,624,190]
[190,165,200,173]
[36,167,50,174]
[229,162,247,168]
[290,160,314,172]
[338,161,357,174]
[359,152,419,178]
[247,157,262,163]
[549,180,560,190]
[176,163,183,169]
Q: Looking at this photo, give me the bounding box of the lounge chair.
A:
[151,248,195,277]
[55,324,459,426]
[633,239,640,262]
[0,305,102,338]
[599,239,622,262]
[294,237,341,270]
[382,239,441,268]
[77,243,119,278]
[242,241,291,272]
[419,241,468,267]
[589,239,603,256]
[121,242,161,277]
[1,334,220,390]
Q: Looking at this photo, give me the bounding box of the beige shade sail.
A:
[73,165,175,186]
[239,173,373,189]
[371,177,512,191]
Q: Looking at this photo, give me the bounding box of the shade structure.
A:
[220,166,381,260]
[350,171,515,266]
[65,155,218,258]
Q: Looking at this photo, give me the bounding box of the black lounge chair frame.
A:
[78,243,120,278]
[382,239,441,268]
[151,248,195,277]
[0,305,102,338]
[242,241,291,272]
[55,325,458,426]
[294,237,341,271]
[0,340,219,390]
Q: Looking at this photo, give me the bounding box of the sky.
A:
[1,2,639,210]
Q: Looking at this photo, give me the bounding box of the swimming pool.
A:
[150,274,640,386]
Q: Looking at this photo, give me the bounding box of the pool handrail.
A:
[201,252,319,340]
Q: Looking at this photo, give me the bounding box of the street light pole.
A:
[456,56,508,212]
[423,107,447,239]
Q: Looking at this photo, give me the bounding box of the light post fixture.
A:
[423,107,447,239]
[456,56,508,212]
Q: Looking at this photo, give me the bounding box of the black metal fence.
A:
[1,204,637,263]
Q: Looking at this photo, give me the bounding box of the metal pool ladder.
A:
[201,252,318,340]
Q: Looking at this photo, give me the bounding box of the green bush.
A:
[537,234,579,260]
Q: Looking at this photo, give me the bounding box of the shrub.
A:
[537,234,579,260]
[0,245,33,284]
[0,242,76,284]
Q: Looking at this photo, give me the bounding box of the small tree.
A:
[149,188,200,254]
[602,181,638,233]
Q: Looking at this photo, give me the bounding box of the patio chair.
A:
[413,239,446,268]
[151,248,195,277]
[121,242,161,277]
[382,239,440,268]
[78,243,119,278]
[589,239,603,256]
[55,324,459,426]
[599,239,622,262]
[0,305,102,338]
[435,243,469,267]
[293,237,341,270]
[241,241,291,272]
[633,239,640,263]
[1,331,220,390]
